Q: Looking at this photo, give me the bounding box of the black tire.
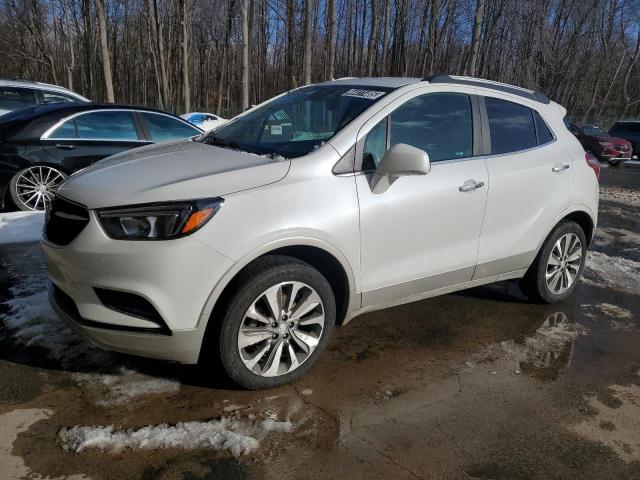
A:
[209,255,336,390]
[520,221,587,303]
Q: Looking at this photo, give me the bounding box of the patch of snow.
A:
[301,389,313,396]
[1,275,106,367]
[0,211,44,245]
[93,374,181,407]
[59,417,294,457]
[600,186,640,208]
[584,251,640,294]
[1,273,180,406]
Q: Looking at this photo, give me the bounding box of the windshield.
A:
[581,125,608,137]
[197,85,392,158]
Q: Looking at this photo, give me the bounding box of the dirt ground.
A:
[0,162,639,480]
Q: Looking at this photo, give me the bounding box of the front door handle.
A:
[552,163,570,173]
[459,179,485,192]
[56,143,76,150]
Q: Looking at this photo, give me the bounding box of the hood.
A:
[0,108,9,116]
[57,140,291,209]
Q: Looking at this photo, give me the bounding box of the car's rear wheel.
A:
[213,255,335,390]
[9,165,67,211]
[520,221,587,303]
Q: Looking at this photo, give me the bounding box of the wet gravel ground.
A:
[1,162,639,480]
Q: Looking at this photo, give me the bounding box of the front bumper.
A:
[49,282,205,363]
[42,209,234,364]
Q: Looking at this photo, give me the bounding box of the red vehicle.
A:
[567,122,632,165]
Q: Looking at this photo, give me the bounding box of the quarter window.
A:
[534,111,554,145]
[141,113,200,141]
[42,91,78,104]
[390,93,473,162]
[75,111,138,140]
[485,97,537,154]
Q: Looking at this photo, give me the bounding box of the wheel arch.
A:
[527,206,596,275]
[201,239,358,333]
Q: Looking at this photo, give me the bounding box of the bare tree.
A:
[95,0,114,101]
[326,0,336,79]
[467,0,485,77]
[240,0,249,110]
[303,0,313,84]
[180,0,190,112]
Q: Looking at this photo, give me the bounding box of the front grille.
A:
[44,196,90,246]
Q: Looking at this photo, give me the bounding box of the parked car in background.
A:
[0,103,202,211]
[42,76,598,390]
[180,112,226,131]
[608,120,640,158]
[0,78,89,116]
[566,121,632,165]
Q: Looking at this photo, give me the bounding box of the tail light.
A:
[585,152,600,180]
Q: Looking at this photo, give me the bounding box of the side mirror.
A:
[370,143,431,194]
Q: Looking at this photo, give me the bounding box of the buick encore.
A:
[42,76,600,389]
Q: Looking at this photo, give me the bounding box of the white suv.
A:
[0,78,89,116]
[42,76,599,389]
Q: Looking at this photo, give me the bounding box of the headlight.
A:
[97,198,223,240]
[598,142,613,147]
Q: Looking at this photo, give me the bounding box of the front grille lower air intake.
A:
[44,196,90,246]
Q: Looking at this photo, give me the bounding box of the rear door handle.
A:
[56,143,76,150]
[459,179,485,192]
[552,163,570,172]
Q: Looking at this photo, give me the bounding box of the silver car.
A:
[42,76,599,389]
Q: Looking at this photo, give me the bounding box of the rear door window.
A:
[140,112,201,141]
[48,119,78,139]
[485,97,537,154]
[76,111,139,140]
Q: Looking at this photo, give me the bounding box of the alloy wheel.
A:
[545,233,583,295]
[237,281,325,377]
[14,166,67,211]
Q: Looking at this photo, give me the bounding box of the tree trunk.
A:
[303,0,313,84]
[367,0,378,76]
[95,0,114,102]
[326,0,335,79]
[380,0,390,74]
[241,0,249,109]
[466,0,485,77]
[180,0,190,112]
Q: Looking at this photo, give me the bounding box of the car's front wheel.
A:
[9,165,67,211]
[213,255,336,390]
[520,221,587,303]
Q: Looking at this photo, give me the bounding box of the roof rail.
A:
[423,74,551,105]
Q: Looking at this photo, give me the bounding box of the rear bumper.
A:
[49,281,205,363]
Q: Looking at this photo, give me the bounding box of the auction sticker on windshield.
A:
[342,89,386,100]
